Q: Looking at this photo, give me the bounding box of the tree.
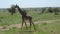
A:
[53,8,59,15]
[7,5,16,15]
[41,8,46,13]
[48,8,53,13]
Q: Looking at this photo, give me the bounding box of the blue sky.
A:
[0,0,60,8]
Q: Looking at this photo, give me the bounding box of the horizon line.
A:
[0,6,60,9]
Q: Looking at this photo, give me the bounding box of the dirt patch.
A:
[0,19,60,31]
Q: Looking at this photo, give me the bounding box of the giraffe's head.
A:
[10,4,18,9]
[14,4,19,8]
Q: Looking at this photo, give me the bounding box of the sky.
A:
[0,0,60,8]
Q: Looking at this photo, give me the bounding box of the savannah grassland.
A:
[0,8,60,34]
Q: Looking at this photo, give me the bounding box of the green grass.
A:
[0,12,22,26]
[0,11,60,34]
[28,11,60,21]
[0,20,60,34]
[0,11,60,26]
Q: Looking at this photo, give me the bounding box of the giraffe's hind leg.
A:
[32,21,36,31]
[29,19,36,31]
[31,19,36,31]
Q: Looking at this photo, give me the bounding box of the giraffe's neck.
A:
[17,6,23,15]
[17,6,27,16]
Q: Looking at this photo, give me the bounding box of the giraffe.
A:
[14,4,36,31]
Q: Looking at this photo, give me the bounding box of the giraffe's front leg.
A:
[24,20,27,30]
[21,20,24,30]
[29,20,32,31]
